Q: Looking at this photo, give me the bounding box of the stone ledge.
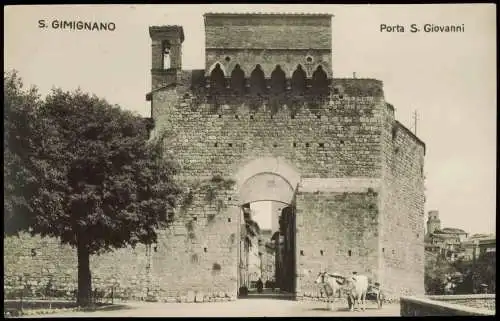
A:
[427,294,495,300]
[400,296,495,316]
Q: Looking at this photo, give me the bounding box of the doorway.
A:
[237,200,297,299]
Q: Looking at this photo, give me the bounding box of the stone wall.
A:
[204,14,332,50]
[150,78,386,180]
[205,49,332,79]
[427,294,496,311]
[4,184,240,303]
[4,233,77,296]
[379,101,426,298]
[295,190,380,297]
[3,72,426,302]
[400,295,495,316]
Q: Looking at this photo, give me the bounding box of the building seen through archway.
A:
[238,200,296,297]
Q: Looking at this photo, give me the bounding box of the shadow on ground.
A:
[240,295,295,301]
[310,306,382,312]
[79,304,135,313]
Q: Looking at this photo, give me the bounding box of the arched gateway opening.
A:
[235,158,300,300]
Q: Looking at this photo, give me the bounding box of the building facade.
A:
[462,234,496,261]
[4,13,426,302]
[424,211,469,261]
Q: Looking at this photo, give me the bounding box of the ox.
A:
[314,272,345,311]
[343,273,370,312]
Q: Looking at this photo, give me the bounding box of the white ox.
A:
[344,274,370,312]
[314,272,345,311]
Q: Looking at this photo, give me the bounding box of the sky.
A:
[251,201,280,231]
[4,4,496,235]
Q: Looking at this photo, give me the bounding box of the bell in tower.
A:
[149,25,184,89]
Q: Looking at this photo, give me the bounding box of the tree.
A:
[4,71,182,307]
[424,250,458,295]
[4,70,43,233]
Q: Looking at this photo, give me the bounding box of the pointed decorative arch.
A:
[230,64,245,94]
[209,63,226,95]
[311,65,329,96]
[249,64,266,95]
[207,61,228,77]
[270,65,286,95]
[291,65,307,96]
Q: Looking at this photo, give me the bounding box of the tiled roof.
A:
[440,227,467,234]
[434,228,467,235]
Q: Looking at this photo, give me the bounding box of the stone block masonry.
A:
[3,13,426,303]
[295,190,380,297]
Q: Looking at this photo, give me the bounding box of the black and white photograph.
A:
[3,3,496,317]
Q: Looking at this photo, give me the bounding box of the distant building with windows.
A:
[259,229,275,283]
[424,210,468,261]
[462,234,496,261]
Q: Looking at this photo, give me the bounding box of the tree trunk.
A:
[77,237,92,307]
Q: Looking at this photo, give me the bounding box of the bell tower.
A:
[149,25,184,90]
[426,210,441,235]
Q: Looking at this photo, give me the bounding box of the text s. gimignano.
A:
[38,20,116,31]
[381,23,465,33]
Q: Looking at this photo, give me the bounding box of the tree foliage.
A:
[425,249,496,295]
[4,70,182,305]
[4,70,43,234]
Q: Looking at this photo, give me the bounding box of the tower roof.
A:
[149,25,184,43]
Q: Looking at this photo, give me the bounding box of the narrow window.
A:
[162,40,171,69]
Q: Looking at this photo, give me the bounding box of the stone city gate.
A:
[234,157,299,296]
[3,12,426,303]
